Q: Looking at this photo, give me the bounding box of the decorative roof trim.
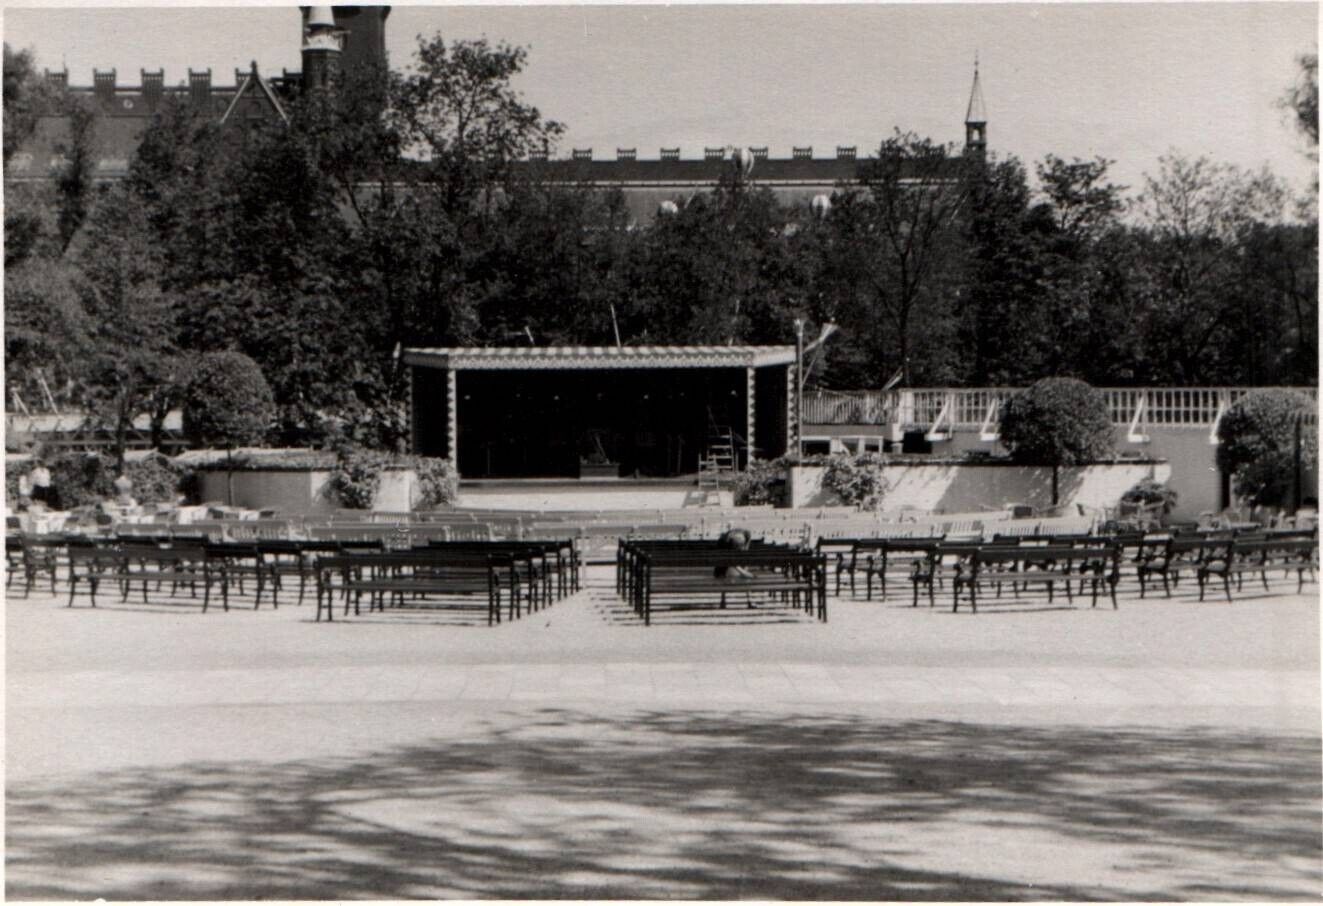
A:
[220,62,289,127]
[403,345,797,371]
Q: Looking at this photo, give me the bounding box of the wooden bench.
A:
[66,544,126,608]
[951,543,1122,612]
[15,533,64,597]
[862,538,947,601]
[204,541,274,610]
[909,542,1002,608]
[426,539,576,608]
[618,539,779,603]
[1196,537,1319,601]
[1136,537,1232,598]
[118,541,220,611]
[633,549,826,625]
[314,550,518,624]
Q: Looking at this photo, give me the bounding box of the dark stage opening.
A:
[455,368,749,479]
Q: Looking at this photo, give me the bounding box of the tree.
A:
[1035,155,1126,245]
[955,156,1053,384]
[999,377,1114,504]
[392,35,564,213]
[67,185,180,468]
[3,43,50,164]
[3,256,91,416]
[181,352,276,504]
[1216,389,1317,509]
[53,95,99,253]
[823,133,974,386]
[1282,51,1318,149]
[1135,153,1289,383]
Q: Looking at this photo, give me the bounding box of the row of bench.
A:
[617,539,829,626]
[314,539,579,624]
[816,529,1318,611]
[8,534,581,623]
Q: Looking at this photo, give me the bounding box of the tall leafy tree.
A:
[1136,153,1289,383]
[822,133,974,386]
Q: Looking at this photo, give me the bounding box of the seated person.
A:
[715,528,754,579]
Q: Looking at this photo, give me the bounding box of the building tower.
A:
[964,57,987,159]
[301,6,391,87]
[301,6,342,91]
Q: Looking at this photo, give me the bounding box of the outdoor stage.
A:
[404,345,795,480]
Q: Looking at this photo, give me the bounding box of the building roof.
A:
[404,345,797,371]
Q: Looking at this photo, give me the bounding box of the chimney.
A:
[188,68,211,105]
[616,148,636,161]
[45,69,68,91]
[750,146,768,161]
[93,69,116,105]
[142,69,164,109]
[704,147,725,162]
[793,146,813,160]
[659,147,680,161]
[571,148,592,161]
[836,146,857,160]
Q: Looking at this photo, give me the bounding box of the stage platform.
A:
[455,476,735,511]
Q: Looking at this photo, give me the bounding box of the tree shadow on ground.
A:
[7,711,1320,901]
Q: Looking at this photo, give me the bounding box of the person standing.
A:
[29,461,52,509]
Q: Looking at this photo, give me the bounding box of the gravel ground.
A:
[7,565,1321,900]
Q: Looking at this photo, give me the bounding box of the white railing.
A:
[803,387,1318,430]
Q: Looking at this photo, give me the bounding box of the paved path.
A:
[7,567,1321,899]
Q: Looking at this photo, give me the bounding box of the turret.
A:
[965,56,987,159]
[300,5,390,90]
[301,6,342,91]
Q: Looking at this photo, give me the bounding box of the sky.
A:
[2,2,1317,198]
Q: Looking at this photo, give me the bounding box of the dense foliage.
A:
[732,457,790,507]
[999,378,1115,467]
[180,352,276,450]
[5,451,186,510]
[326,449,460,509]
[326,448,390,509]
[1215,389,1318,507]
[3,37,1316,461]
[821,453,890,510]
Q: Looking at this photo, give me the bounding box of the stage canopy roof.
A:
[403,345,797,371]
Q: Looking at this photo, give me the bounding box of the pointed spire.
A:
[965,53,987,125]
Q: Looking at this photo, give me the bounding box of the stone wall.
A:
[197,469,417,513]
[787,461,1172,514]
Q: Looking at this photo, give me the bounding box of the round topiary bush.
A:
[1216,389,1317,508]
[999,377,1114,503]
[1000,378,1114,466]
[180,351,276,450]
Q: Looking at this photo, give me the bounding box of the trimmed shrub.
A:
[181,351,276,450]
[326,447,391,510]
[999,378,1114,466]
[1216,389,1317,507]
[124,453,185,504]
[409,456,459,509]
[733,458,788,506]
[822,453,889,509]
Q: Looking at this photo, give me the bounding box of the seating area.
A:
[5,507,1317,623]
[821,523,1317,612]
